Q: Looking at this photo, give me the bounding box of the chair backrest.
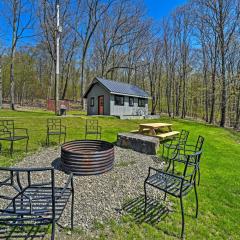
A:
[179,129,189,142]
[0,167,55,219]
[86,119,98,132]
[182,136,204,184]
[195,135,204,152]
[47,118,61,131]
[0,120,14,136]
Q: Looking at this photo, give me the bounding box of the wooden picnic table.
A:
[138,122,173,136]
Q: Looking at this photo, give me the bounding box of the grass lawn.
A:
[0,109,239,239]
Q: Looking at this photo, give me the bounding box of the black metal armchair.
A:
[0,167,74,240]
[0,120,29,156]
[46,119,66,146]
[144,135,204,238]
[85,119,102,139]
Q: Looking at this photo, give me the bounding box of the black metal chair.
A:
[46,119,66,146]
[144,136,204,239]
[0,167,74,240]
[166,135,204,186]
[0,120,29,156]
[85,119,102,139]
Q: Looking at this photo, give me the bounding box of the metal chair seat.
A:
[48,131,66,135]
[1,187,71,225]
[146,173,193,197]
[0,136,28,141]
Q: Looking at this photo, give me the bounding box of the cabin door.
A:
[98,96,104,115]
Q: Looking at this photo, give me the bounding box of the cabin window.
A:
[90,97,94,107]
[138,98,145,107]
[115,95,124,106]
[129,97,134,106]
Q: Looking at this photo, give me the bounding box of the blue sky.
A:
[0,0,187,47]
[144,0,187,19]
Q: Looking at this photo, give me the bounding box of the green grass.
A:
[0,109,239,239]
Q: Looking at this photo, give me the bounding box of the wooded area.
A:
[0,0,239,128]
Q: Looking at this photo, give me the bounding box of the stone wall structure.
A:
[116,133,159,155]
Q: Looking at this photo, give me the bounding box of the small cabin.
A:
[83,77,149,116]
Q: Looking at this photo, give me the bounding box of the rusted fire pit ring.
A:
[61,140,114,175]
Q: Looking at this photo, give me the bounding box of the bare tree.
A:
[3,0,34,110]
[74,0,113,108]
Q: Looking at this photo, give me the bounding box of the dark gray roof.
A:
[84,77,149,98]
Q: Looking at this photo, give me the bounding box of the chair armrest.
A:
[148,167,184,180]
[14,128,29,136]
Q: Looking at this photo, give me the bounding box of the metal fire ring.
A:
[61,140,114,176]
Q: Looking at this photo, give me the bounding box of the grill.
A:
[61,140,114,175]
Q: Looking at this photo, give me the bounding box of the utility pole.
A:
[55,0,61,115]
[0,56,2,109]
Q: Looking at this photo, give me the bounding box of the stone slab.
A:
[116,132,159,155]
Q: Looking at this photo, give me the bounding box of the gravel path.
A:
[12,146,164,232]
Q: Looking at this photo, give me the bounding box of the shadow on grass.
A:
[0,225,49,239]
[122,195,169,225]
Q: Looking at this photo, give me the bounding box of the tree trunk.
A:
[234,90,240,129]
[209,71,216,124]
[10,0,18,111]
[80,56,85,109]
[219,0,226,127]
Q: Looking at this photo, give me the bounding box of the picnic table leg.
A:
[150,128,156,136]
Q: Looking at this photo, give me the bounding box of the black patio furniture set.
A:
[0,119,204,239]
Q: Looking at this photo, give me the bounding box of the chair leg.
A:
[71,189,74,231]
[198,168,201,186]
[58,134,61,144]
[26,138,29,153]
[10,141,13,157]
[163,192,167,201]
[165,159,171,172]
[51,221,55,240]
[64,133,66,143]
[172,160,175,173]
[180,196,185,239]
[144,182,147,214]
[46,134,49,146]
[194,182,198,218]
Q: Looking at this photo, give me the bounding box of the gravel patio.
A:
[14,146,164,232]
